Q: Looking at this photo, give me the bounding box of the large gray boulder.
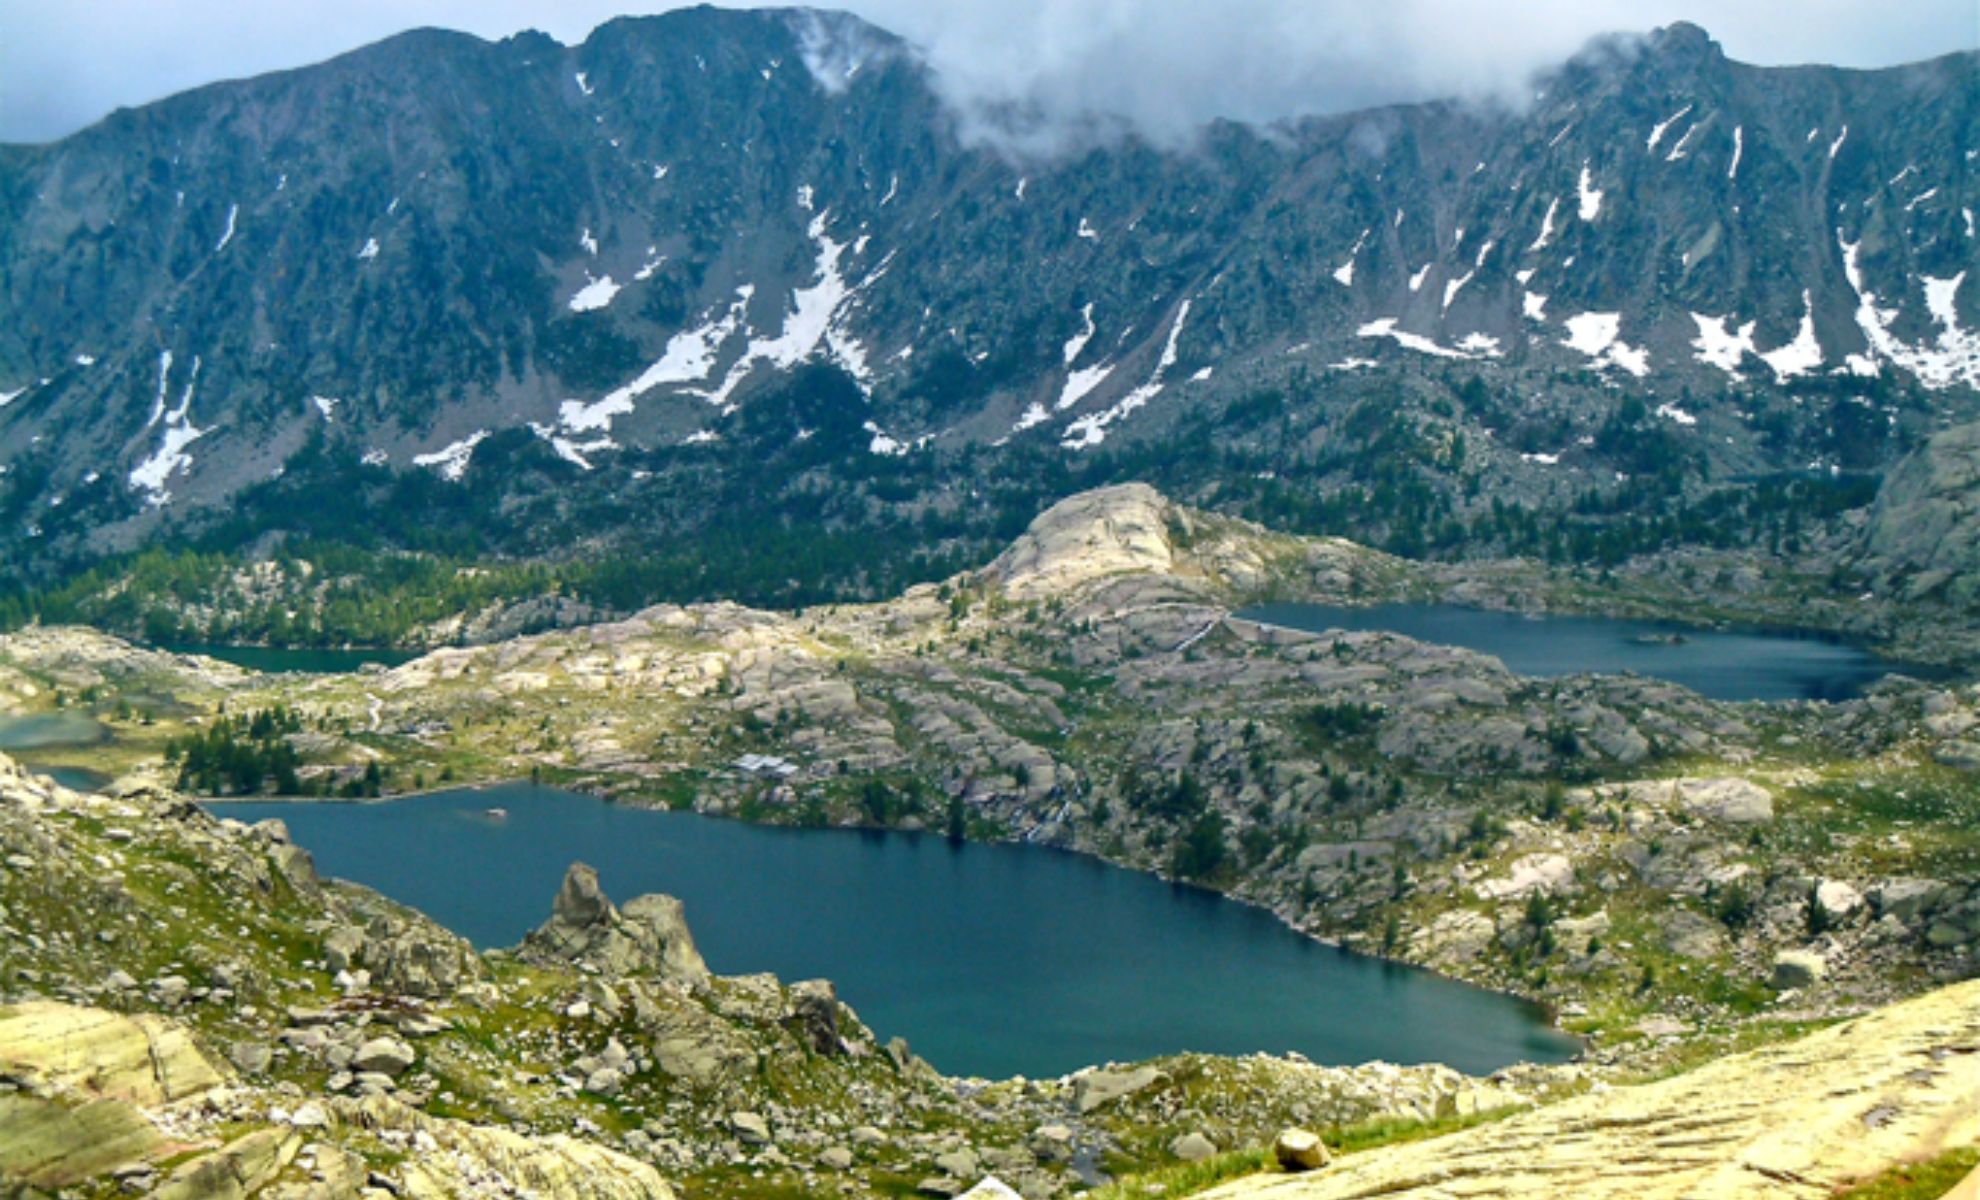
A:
[518,863,709,985]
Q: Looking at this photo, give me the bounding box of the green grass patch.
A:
[1088,1147,1272,1200]
[1836,1146,1978,1200]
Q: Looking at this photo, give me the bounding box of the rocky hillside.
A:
[6,485,1978,1077]
[1,11,1975,580]
[2,749,1976,1199]
[0,750,1596,1199]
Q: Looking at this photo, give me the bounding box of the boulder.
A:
[150,1128,301,1200]
[935,1148,981,1178]
[1273,1127,1332,1172]
[1871,880,1952,924]
[955,1178,1024,1199]
[1171,1131,1219,1161]
[1676,778,1774,825]
[322,926,365,974]
[1071,1065,1168,1113]
[352,1036,415,1078]
[786,979,843,1056]
[360,915,478,998]
[0,1094,164,1188]
[731,1110,772,1146]
[1475,853,1574,901]
[1816,879,1864,919]
[1771,950,1827,991]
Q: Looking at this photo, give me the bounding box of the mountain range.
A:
[1,8,1975,593]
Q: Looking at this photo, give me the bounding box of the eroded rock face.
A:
[519,862,709,985]
[1864,422,1980,602]
[980,483,1177,600]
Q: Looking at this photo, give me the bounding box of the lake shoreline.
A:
[205,775,1587,1076]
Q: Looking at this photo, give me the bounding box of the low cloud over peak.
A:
[1,0,1972,147]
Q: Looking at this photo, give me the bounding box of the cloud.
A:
[851,0,1976,157]
[1,0,1972,148]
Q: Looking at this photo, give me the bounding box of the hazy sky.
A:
[3,1,1974,149]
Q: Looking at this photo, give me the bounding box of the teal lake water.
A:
[212,783,1578,1080]
[34,764,113,792]
[161,644,419,674]
[0,712,109,751]
[1237,603,1924,702]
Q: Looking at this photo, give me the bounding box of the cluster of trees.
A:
[165,706,307,796]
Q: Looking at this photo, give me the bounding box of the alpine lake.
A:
[39,603,1932,1078]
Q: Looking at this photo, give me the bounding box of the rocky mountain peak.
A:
[980,482,1177,599]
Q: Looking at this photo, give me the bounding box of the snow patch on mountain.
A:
[1691,314,1757,374]
[1334,230,1369,286]
[1562,313,1648,376]
[1759,292,1823,378]
[568,274,623,313]
[129,355,204,507]
[528,422,616,470]
[1646,105,1692,151]
[1358,318,1500,361]
[1062,303,1097,366]
[1530,197,1560,251]
[705,205,872,405]
[412,429,490,481]
[560,288,753,435]
[1577,163,1603,221]
[1063,299,1191,449]
[1839,236,1980,389]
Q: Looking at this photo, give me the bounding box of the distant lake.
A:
[161,644,419,674]
[212,783,1577,1080]
[31,764,113,792]
[1236,602,1926,702]
[0,712,109,751]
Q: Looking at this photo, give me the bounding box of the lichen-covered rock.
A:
[0,1002,228,1105]
[1272,1128,1331,1171]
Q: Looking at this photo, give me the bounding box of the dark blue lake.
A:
[1237,602,1924,702]
[211,783,1577,1080]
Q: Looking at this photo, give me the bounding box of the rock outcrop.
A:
[980,484,1179,599]
[1863,422,1980,603]
[1200,978,1980,1200]
[0,1001,228,1105]
[518,862,709,985]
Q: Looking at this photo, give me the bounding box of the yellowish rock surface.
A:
[1201,979,1980,1200]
